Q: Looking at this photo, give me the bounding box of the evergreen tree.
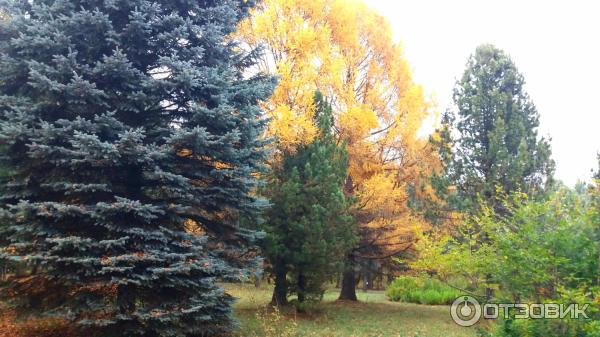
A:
[0,0,274,336]
[263,92,355,306]
[444,44,554,209]
[0,145,7,281]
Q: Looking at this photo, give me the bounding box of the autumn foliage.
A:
[236,0,441,265]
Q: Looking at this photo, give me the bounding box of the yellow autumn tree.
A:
[236,0,442,299]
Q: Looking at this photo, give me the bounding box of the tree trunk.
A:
[485,273,494,301]
[253,276,261,288]
[338,259,358,301]
[297,273,306,303]
[363,267,373,292]
[270,260,288,306]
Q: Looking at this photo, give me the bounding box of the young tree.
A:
[237,0,438,301]
[413,188,599,302]
[0,0,273,336]
[445,44,554,210]
[263,92,355,306]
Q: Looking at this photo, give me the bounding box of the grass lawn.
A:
[226,283,481,337]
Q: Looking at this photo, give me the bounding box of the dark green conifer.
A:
[443,44,554,209]
[263,92,356,306]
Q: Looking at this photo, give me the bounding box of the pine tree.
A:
[0,0,274,336]
[445,44,554,209]
[263,92,355,306]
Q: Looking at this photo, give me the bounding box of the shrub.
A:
[386,276,420,302]
[483,318,593,337]
[386,275,461,305]
[585,320,600,337]
[249,305,298,337]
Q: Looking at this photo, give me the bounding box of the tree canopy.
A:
[442,44,555,210]
[236,0,440,300]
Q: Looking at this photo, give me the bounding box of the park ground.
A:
[226,283,481,337]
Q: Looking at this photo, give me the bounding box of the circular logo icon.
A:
[451,296,481,327]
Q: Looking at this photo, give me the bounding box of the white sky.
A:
[365,0,600,186]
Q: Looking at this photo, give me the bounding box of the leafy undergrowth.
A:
[386,275,462,305]
[226,283,479,337]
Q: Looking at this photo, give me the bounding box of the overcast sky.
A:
[365,0,600,186]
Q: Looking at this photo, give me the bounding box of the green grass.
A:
[226,283,480,337]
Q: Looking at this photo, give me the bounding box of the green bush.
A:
[386,275,462,305]
[482,318,594,337]
[585,320,600,337]
[386,276,419,302]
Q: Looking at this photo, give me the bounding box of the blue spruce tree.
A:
[0,0,274,336]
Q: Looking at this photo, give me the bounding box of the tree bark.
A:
[338,259,357,301]
[362,264,372,292]
[297,273,306,303]
[270,259,288,306]
[253,276,261,288]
